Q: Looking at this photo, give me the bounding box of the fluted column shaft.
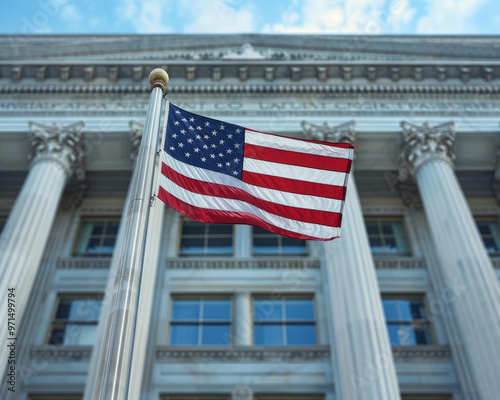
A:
[414,158,500,399]
[322,176,400,400]
[0,121,84,381]
[234,292,252,346]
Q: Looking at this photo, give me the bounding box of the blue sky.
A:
[2,0,500,35]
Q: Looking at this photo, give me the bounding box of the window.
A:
[253,296,316,346]
[252,226,308,257]
[169,296,231,346]
[179,219,233,257]
[382,295,431,346]
[365,218,409,255]
[256,396,324,400]
[47,294,102,345]
[476,219,500,255]
[73,218,120,257]
[160,396,229,400]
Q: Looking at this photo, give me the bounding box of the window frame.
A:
[475,217,500,256]
[72,217,120,258]
[168,294,233,346]
[382,293,433,346]
[365,217,410,256]
[178,218,234,257]
[46,293,103,346]
[253,294,317,346]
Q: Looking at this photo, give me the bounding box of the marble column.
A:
[302,121,400,400]
[399,121,500,400]
[84,121,165,400]
[234,292,252,346]
[0,121,84,375]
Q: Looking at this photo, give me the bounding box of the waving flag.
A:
[156,103,353,241]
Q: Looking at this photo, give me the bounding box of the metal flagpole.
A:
[89,68,169,400]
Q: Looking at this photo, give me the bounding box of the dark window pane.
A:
[254,324,283,345]
[170,325,199,345]
[106,222,119,235]
[384,237,398,252]
[410,300,426,320]
[286,324,316,345]
[203,300,231,321]
[253,237,279,254]
[207,237,232,254]
[369,237,384,252]
[48,327,65,345]
[208,224,232,235]
[381,223,394,235]
[55,299,72,319]
[86,238,101,253]
[365,222,379,235]
[91,222,104,235]
[181,220,205,235]
[414,324,431,345]
[201,324,231,345]
[281,237,307,254]
[254,299,282,321]
[172,300,200,320]
[483,237,499,252]
[180,238,205,254]
[285,299,314,320]
[101,238,116,254]
[253,226,269,235]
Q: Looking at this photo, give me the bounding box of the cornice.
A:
[392,345,451,360]
[1,83,499,96]
[57,258,111,269]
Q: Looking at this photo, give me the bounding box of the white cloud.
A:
[116,0,173,33]
[60,4,82,21]
[415,0,488,34]
[262,0,413,34]
[179,0,256,33]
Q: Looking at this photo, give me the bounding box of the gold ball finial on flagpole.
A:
[149,68,169,94]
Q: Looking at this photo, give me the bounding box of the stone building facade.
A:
[1,35,500,400]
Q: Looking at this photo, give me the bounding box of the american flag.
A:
[156,103,354,241]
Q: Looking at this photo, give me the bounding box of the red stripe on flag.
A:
[244,143,352,173]
[161,163,342,227]
[242,170,347,200]
[157,186,337,241]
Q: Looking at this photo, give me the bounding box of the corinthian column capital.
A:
[399,120,456,180]
[28,121,85,179]
[301,120,356,145]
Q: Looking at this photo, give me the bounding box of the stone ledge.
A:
[392,345,451,360]
[57,258,111,269]
[166,258,320,269]
[490,258,500,268]
[374,257,426,269]
[156,346,330,362]
[30,345,92,361]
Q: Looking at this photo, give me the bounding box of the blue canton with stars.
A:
[165,103,245,179]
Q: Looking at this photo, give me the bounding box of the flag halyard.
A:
[156,103,354,241]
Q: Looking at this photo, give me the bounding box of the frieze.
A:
[166,258,320,269]
[156,346,330,363]
[2,98,500,118]
[57,258,111,269]
[374,257,426,269]
[392,345,451,360]
[30,345,92,362]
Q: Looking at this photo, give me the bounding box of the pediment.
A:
[3,34,500,62]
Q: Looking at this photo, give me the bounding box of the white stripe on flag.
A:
[161,151,344,213]
[243,157,347,187]
[158,173,339,240]
[245,129,353,159]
